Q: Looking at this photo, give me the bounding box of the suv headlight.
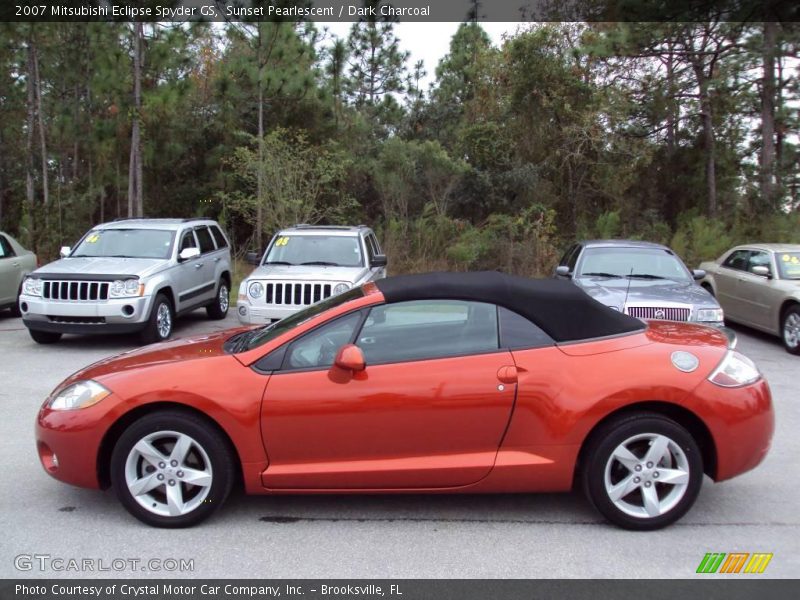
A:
[249,281,264,299]
[47,380,111,410]
[708,350,760,388]
[109,279,143,298]
[334,283,351,295]
[695,308,724,323]
[22,277,43,297]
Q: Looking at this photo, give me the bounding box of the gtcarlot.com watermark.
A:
[14,554,194,573]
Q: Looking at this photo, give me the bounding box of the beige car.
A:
[0,232,37,316]
[699,243,800,354]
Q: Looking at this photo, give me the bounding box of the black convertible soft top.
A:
[375,271,645,343]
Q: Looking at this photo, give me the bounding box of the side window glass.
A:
[210,226,229,249]
[357,300,499,364]
[723,250,750,271]
[498,307,554,349]
[195,226,216,254]
[283,312,362,370]
[558,245,575,267]
[0,236,11,258]
[365,235,376,262]
[567,245,581,271]
[179,231,197,252]
[370,234,383,255]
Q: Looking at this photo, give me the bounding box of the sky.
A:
[318,22,518,90]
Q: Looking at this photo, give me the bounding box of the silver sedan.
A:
[0,232,37,315]
[699,243,800,354]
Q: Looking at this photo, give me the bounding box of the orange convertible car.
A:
[36,272,773,529]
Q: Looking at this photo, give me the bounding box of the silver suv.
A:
[19,218,232,344]
[237,225,387,325]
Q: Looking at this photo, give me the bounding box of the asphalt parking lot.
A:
[1,311,798,579]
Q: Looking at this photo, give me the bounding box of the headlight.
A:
[334,283,350,295]
[249,282,264,298]
[695,308,724,323]
[22,277,43,297]
[108,279,143,298]
[47,380,111,410]
[708,350,761,388]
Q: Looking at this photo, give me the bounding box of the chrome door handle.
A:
[194,263,202,269]
[214,257,221,262]
[12,262,19,267]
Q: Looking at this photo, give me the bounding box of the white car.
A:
[237,225,387,325]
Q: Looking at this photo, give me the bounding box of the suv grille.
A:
[263,281,332,306]
[42,280,110,301]
[626,306,691,322]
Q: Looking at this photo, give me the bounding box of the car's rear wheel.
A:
[206,280,229,320]
[140,293,173,344]
[582,413,703,530]
[29,329,62,344]
[781,305,800,355]
[110,410,235,528]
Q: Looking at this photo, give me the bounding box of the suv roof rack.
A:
[291,224,366,230]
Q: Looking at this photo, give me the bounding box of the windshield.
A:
[264,235,363,267]
[71,229,175,259]
[577,247,691,282]
[231,287,366,353]
[777,252,800,280]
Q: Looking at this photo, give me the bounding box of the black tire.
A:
[110,410,235,528]
[206,279,229,320]
[29,329,62,344]
[781,305,800,355]
[10,284,22,317]
[581,413,703,530]
[140,293,173,344]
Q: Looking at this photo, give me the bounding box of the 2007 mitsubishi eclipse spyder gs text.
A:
[35,272,773,530]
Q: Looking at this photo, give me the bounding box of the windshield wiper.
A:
[263,261,296,266]
[582,272,623,278]
[300,261,340,266]
[626,274,667,280]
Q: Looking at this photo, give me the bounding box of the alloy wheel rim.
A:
[219,285,229,312]
[603,433,690,519]
[156,303,171,338]
[784,313,800,348]
[124,430,213,517]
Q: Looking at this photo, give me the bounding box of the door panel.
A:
[0,257,18,304]
[260,351,517,489]
[715,250,750,321]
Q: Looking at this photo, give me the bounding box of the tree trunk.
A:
[25,34,36,250]
[761,21,777,211]
[693,63,717,218]
[256,25,264,250]
[128,22,143,217]
[32,42,49,217]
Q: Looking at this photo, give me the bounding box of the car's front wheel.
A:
[110,410,235,527]
[140,293,173,344]
[781,305,800,355]
[582,413,703,530]
[29,329,62,344]
[206,280,229,320]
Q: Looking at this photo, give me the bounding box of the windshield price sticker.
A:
[275,237,290,247]
[85,233,100,244]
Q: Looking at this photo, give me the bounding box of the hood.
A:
[574,277,719,309]
[247,264,369,283]
[33,256,167,279]
[59,328,248,387]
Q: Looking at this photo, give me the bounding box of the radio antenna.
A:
[623,266,633,314]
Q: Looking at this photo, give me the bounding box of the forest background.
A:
[1,5,798,277]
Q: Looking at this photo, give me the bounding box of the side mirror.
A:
[692,269,706,281]
[751,265,771,278]
[245,251,261,266]
[59,246,71,258]
[370,254,387,268]
[334,344,366,372]
[555,265,571,278]
[178,247,200,262]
